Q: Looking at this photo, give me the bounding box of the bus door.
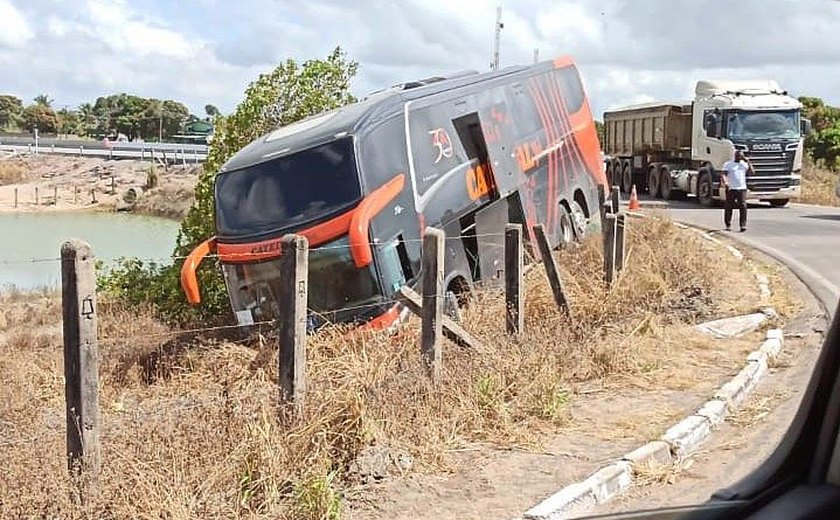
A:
[472,197,508,288]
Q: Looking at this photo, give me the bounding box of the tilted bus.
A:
[181,56,607,330]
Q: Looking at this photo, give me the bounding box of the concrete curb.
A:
[520,328,784,519]
[517,228,787,519]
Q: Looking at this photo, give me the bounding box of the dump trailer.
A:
[603,80,809,207]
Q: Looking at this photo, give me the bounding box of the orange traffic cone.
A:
[628,184,641,210]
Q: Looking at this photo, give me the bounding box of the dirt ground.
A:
[0,152,199,220]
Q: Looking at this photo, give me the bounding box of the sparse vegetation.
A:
[801,158,840,207]
[1,217,781,517]
[0,160,27,186]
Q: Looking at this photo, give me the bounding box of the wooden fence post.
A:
[610,185,620,214]
[421,227,445,381]
[61,239,100,487]
[35,186,39,205]
[603,213,617,287]
[278,234,308,414]
[615,212,627,272]
[597,183,606,222]
[14,187,17,208]
[505,223,524,334]
[90,188,97,204]
[54,186,58,206]
[532,224,571,316]
[110,176,116,195]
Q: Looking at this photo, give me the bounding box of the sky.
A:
[2,0,840,118]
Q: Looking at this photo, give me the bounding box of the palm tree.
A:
[33,94,53,107]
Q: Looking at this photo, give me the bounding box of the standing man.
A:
[721,149,752,232]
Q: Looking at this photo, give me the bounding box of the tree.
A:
[0,94,24,129]
[57,108,82,136]
[33,94,53,108]
[21,104,59,133]
[594,120,604,147]
[177,46,357,255]
[799,96,840,170]
[98,47,359,324]
[204,104,220,119]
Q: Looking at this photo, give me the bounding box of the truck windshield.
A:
[221,235,383,324]
[214,137,361,237]
[725,110,800,140]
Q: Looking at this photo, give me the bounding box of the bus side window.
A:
[380,237,411,295]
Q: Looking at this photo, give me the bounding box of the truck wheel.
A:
[621,162,633,194]
[607,160,619,187]
[769,199,789,208]
[660,167,675,200]
[648,166,661,198]
[697,171,714,207]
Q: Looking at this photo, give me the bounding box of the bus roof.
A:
[221,64,535,174]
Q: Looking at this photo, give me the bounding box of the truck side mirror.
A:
[801,118,812,136]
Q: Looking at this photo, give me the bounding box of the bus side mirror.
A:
[801,118,812,136]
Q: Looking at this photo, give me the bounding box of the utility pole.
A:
[533,48,540,64]
[158,116,163,142]
[492,5,503,70]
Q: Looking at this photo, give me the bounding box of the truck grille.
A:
[745,148,795,192]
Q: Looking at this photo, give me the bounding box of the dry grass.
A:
[0,159,28,186]
[0,217,769,518]
[633,456,697,487]
[800,160,840,207]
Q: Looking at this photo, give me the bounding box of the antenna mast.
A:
[492,5,503,70]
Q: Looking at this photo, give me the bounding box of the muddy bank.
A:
[0,152,199,220]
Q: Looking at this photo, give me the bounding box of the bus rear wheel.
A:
[557,204,574,248]
[569,200,587,240]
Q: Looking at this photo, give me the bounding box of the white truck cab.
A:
[693,80,804,205]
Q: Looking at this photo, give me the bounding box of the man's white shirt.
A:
[723,159,749,190]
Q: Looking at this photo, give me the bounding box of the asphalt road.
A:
[581,198,840,518]
[657,198,840,316]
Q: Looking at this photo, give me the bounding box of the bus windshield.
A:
[215,137,361,237]
[725,110,800,140]
[222,235,383,324]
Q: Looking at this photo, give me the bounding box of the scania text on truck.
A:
[180,56,606,330]
[603,80,810,207]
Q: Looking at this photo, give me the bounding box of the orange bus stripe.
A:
[349,174,405,268]
[216,210,355,263]
[530,79,558,233]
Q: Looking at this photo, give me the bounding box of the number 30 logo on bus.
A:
[429,128,453,164]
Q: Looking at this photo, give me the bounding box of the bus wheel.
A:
[648,165,661,198]
[557,205,575,248]
[444,291,461,322]
[569,200,587,241]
